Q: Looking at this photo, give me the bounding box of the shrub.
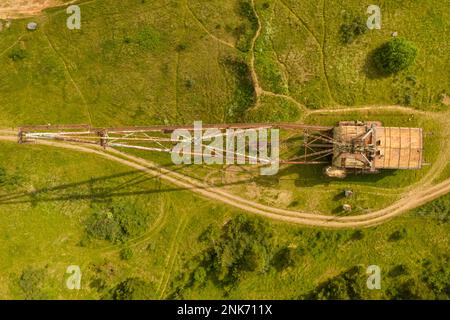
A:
[373,38,418,74]
[85,211,121,242]
[9,48,27,61]
[421,256,450,299]
[0,167,6,184]
[19,267,47,300]
[192,267,207,286]
[288,200,299,207]
[403,93,413,106]
[198,224,220,243]
[109,277,156,300]
[302,266,366,300]
[221,56,255,121]
[238,1,257,28]
[414,194,449,224]
[232,1,257,52]
[273,247,302,271]
[350,230,364,241]
[114,203,150,238]
[340,16,367,44]
[386,279,421,300]
[120,247,133,260]
[389,228,408,241]
[388,264,409,277]
[85,202,151,244]
[176,43,188,52]
[136,27,161,50]
[185,79,195,89]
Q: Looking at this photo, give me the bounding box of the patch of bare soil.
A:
[441,94,450,106]
[0,0,71,19]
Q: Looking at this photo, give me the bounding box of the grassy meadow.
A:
[0,141,448,299]
[0,0,448,299]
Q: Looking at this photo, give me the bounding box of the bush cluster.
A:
[340,16,367,44]
[85,202,150,244]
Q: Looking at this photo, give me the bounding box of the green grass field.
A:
[0,0,448,299]
[0,0,448,127]
[0,141,448,299]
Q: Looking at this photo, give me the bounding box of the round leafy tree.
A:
[373,38,418,74]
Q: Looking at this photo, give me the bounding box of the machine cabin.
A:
[332,121,423,172]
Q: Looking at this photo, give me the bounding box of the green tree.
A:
[214,215,272,282]
[114,202,150,238]
[373,38,418,74]
[171,215,277,296]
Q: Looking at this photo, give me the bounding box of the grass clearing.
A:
[0,141,448,299]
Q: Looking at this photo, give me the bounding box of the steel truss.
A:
[18,123,335,165]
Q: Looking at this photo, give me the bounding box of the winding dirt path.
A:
[0,133,448,229]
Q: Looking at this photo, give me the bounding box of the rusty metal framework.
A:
[18,123,335,165]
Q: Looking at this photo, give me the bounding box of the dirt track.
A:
[0,133,448,229]
[0,0,75,19]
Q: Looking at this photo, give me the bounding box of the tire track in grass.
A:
[157,206,192,299]
[320,0,336,105]
[42,27,93,126]
[279,0,321,43]
[277,0,334,105]
[174,4,188,124]
[158,214,193,299]
[185,0,237,50]
[156,203,182,295]
[268,3,290,92]
[174,51,183,123]
[121,190,168,251]
[0,34,26,58]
